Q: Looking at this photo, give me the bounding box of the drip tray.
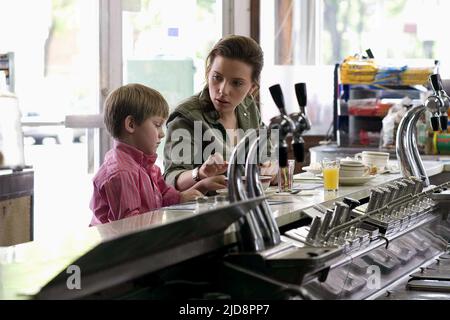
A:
[225,244,342,285]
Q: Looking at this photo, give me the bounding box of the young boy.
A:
[89,84,204,226]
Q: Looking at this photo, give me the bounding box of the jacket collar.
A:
[199,87,251,129]
[114,141,157,168]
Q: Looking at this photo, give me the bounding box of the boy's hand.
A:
[180,188,203,203]
[193,175,227,194]
[199,154,228,179]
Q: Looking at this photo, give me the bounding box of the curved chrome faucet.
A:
[245,135,281,247]
[226,83,311,252]
[227,131,266,252]
[396,74,449,187]
[396,105,429,186]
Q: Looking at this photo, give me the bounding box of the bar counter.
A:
[0,160,447,299]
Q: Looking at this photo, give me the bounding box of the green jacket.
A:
[163,88,269,187]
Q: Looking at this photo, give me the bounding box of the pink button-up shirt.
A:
[89,141,181,226]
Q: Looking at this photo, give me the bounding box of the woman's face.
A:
[207,55,256,115]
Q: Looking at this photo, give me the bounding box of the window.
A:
[259,0,450,136]
[260,0,332,135]
[121,0,223,168]
[122,0,222,108]
[322,0,450,73]
[0,0,100,237]
[0,0,99,122]
[0,0,229,238]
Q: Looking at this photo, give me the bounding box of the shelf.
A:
[340,115,385,118]
[342,84,428,92]
[334,62,434,148]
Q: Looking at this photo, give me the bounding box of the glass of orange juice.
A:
[322,159,340,192]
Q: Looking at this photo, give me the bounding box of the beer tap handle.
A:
[430,74,443,92]
[294,82,311,132]
[431,116,441,132]
[440,114,448,131]
[292,137,305,163]
[269,84,287,116]
[294,83,307,110]
[279,145,288,168]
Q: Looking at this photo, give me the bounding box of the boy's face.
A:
[134,116,166,155]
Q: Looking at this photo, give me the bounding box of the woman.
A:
[163,35,275,192]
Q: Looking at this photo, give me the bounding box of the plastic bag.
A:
[381,97,410,147]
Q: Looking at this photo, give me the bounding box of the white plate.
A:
[293,173,322,181]
[339,175,377,186]
[302,166,322,175]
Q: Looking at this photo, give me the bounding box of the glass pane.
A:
[122,0,222,166]
[260,0,333,135]
[122,0,222,106]
[322,0,450,76]
[0,0,100,237]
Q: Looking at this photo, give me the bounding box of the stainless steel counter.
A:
[0,160,447,299]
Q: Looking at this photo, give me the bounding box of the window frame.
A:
[93,0,247,167]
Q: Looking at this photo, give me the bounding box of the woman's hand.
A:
[199,154,228,179]
[193,175,227,194]
[179,188,203,203]
[260,161,279,185]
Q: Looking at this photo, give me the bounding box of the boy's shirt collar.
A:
[114,141,157,168]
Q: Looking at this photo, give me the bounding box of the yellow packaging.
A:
[400,67,434,85]
[340,56,378,84]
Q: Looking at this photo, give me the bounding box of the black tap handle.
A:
[294,83,307,108]
[430,74,443,92]
[440,115,448,131]
[278,146,288,167]
[366,49,375,59]
[269,84,287,115]
[292,142,305,163]
[430,116,440,131]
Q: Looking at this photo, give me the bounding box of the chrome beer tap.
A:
[289,83,311,162]
[227,129,281,252]
[268,84,297,168]
[429,74,449,132]
[396,74,449,187]
[226,83,312,252]
[268,83,312,165]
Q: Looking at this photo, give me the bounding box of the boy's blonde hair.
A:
[104,83,169,139]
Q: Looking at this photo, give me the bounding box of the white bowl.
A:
[355,151,389,171]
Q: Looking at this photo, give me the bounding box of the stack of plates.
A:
[340,159,365,173]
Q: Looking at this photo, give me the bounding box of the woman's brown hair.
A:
[205,35,264,93]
